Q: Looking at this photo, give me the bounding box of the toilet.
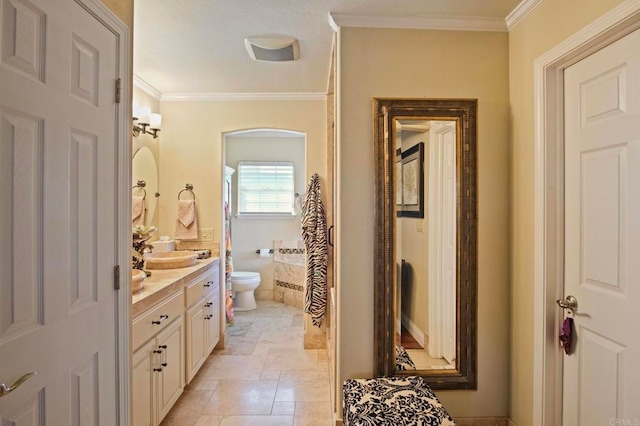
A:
[230,271,261,311]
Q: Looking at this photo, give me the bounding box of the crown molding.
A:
[160,92,327,102]
[328,12,507,32]
[506,0,543,30]
[133,74,162,100]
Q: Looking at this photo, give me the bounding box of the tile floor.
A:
[160,300,333,426]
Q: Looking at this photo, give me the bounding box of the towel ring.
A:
[133,180,147,200]
[178,183,196,201]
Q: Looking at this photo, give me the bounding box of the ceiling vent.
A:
[245,37,300,62]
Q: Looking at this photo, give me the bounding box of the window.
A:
[237,161,295,216]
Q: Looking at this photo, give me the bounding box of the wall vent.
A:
[245,37,300,62]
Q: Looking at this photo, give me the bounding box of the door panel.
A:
[0,0,119,422]
[0,109,43,340]
[157,317,184,422]
[0,0,46,82]
[132,341,155,426]
[563,27,640,424]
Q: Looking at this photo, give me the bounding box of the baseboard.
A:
[401,312,426,347]
[454,417,509,426]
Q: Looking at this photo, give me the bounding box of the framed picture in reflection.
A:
[399,142,424,218]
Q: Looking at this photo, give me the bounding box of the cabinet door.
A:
[205,289,220,355]
[156,316,185,423]
[132,341,156,426]
[185,298,207,383]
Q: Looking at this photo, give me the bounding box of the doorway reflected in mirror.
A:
[396,120,456,371]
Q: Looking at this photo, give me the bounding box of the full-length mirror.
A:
[374,98,477,389]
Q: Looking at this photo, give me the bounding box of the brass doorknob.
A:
[0,372,37,398]
[556,295,578,312]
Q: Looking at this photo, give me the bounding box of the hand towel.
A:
[175,199,198,240]
[132,196,146,226]
[177,199,196,227]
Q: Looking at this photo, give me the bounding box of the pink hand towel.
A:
[132,196,146,226]
[175,199,198,240]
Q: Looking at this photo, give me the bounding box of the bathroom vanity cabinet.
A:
[131,258,220,426]
[185,269,220,382]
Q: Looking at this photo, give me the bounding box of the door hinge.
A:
[115,78,121,104]
[114,265,121,290]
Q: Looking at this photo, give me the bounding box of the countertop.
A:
[132,257,220,317]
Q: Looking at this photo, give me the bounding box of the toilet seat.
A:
[231,271,260,282]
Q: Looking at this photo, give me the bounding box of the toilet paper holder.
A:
[255,249,274,254]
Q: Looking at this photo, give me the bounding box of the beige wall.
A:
[156,99,326,263]
[101,0,133,30]
[337,27,510,418]
[508,0,625,424]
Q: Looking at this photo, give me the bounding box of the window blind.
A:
[237,161,295,215]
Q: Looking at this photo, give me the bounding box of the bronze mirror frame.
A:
[373,98,477,390]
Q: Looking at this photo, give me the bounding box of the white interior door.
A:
[0,0,120,423]
[563,27,640,425]
[427,122,456,363]
[439,123,456,365]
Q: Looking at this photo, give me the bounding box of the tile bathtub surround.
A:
[160,300,332,426]
[273,250,305,309]
[273,240,305,266]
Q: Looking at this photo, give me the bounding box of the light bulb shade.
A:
[132,101,141,119]
[149,113,162,130]
[138,106,151,125]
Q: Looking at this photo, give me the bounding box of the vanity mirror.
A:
[373,98,477,389]
[132,146,158,226]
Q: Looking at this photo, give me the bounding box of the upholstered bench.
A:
[343,376,455,426]
[395,345,417,371]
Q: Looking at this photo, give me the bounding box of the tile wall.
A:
[273,240,305,308]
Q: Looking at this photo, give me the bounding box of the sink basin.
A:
[132,269,146,293]
[145,251,198,269]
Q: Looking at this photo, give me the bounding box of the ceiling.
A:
[133,0,521,96]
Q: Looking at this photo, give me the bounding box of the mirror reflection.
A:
[132,146,158,226]
[395,119,457,371]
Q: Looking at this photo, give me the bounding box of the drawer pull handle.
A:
[159,345,168,367]
[152,314,169,325]
[205,315,211,320]
[153,368,163,373]
[205,303,213,307]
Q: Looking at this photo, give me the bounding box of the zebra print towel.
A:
[301,173,328,327]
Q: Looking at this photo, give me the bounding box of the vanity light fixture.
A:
[133,105,162,139]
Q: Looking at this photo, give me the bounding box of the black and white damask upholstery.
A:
[343,376,455,426]
[395,345,417,371]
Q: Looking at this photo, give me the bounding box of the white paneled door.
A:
[0,0,120,423]
[563,28,640,424]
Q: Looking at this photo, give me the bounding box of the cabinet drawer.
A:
[133,291,184,351]
[185,267,219,308]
